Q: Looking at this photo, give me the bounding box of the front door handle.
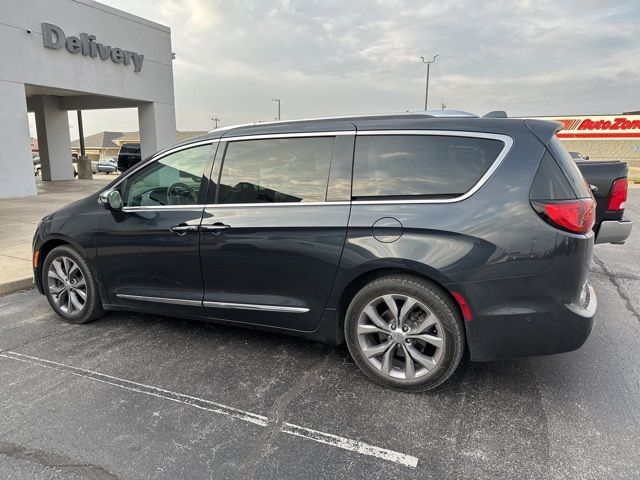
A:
[201,223,231,232]
[170,224,199,234]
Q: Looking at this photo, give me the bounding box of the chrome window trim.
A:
[221,131,354,142]
[106,129,513,208]
[116,293,202,307]
[102,139,219,194]
[203,301,309,313]
[351,130,514,205]
[121,205,206,213]
[117,201,353,212]
[204,201,350,209]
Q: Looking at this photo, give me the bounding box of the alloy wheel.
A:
[47,256,87,315]
[356,294,444,380]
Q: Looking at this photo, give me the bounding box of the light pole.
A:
[272,98,281,121]
[210,116,220,129]
[420,54,439,111]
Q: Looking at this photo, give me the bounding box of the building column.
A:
[0,81,36,199]
[32,96,73,181]
[138,102,177,159]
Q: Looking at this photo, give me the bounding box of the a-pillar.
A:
[0,80,36,198]
[32,95,73,181]
[138,102,177,160]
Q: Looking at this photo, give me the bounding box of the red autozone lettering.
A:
[578,119,612,130]
[578,117,640,131]
[611,118,640,130]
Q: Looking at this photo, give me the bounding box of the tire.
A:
[42,245,105,324]
[344,274,465,391]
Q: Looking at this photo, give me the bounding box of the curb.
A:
[0,276,35,296]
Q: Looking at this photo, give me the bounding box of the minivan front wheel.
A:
[43,245,105,324]
[345,275,465,391]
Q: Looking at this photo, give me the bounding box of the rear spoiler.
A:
[524,119,563,146]
[480,111,561,146]
[482,111,508,118]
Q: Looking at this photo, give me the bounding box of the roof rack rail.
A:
[421,110,477,118]
[208,110,480,133]
[483,111,508,118]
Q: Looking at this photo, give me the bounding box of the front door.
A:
[199,132,354,332]
[97,142,215,317]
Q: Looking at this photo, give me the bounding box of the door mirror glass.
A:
[108,190,123,209]
[100,190,123,210]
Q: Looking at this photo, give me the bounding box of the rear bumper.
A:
[459,280,597,362]
[595,219,633,245]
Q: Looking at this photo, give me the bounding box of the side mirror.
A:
[584,155,589,160]
[99,190,123,210]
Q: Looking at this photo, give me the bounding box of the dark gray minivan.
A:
[33,111,598,390]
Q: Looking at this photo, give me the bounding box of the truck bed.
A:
[576,160,628,232]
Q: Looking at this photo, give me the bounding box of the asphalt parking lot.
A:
[1,190,638,480]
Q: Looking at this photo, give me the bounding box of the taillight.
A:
[531,198,595,234]
[607,178,628,211]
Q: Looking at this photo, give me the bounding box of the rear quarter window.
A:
[352,135,505,199]
[529,151,576,200]
[548,137,592,199]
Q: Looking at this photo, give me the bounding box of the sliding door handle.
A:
[201,223,231,232]
[170,224,199,234]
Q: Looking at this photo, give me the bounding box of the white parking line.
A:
[282,423,419,468]
[0,351,419,469]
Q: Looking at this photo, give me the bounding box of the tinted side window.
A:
[352,135,504,198]
[529,151,576,200]
[122,145,211,207]
[218,137,335,204]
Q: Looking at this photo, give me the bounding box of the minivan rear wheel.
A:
[345,275,465,391]
[43,245,105,324]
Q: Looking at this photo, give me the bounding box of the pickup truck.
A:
[576,159,633,244]
[117,143,142,173]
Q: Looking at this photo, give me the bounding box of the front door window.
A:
[122,145,212,207]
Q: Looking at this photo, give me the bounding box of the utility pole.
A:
[272,98,281,121]
[420,54,439,111]
[210,116,220,129]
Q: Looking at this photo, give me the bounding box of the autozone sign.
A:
[541,115,640,139]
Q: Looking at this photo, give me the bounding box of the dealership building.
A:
[0,0,176,199]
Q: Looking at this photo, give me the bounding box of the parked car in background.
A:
[35,156,77,177]
[117,143,142,173]
[33,111,630,391]
[95,157,118,174]
[33,155,41,176]
[98,157,118,174]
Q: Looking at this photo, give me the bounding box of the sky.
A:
[49,0,640,139]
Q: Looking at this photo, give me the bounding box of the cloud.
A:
[79,0,640,134]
